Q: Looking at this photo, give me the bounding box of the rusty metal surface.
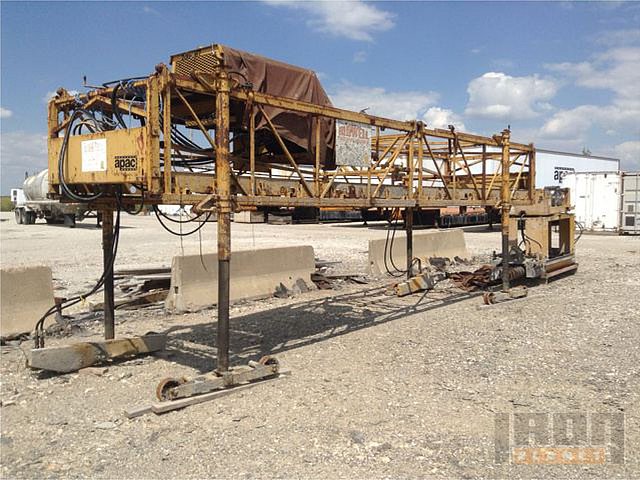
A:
[156,356,280,401]
[40,44,578,389]
[448,265,495,291]
[45,54,552,212]
[483,285,528,305]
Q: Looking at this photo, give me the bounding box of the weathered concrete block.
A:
[165,246,315,312]
[368,229,468,275]
[28,334,167,373]
[1,265,55,337]
[233,210,265,223]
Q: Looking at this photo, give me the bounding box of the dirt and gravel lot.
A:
[1,211,639,479]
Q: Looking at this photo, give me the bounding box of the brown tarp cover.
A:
[221,45,334,163]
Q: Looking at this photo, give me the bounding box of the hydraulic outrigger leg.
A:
[216,73,231,374]
[155,74,283,403]
[102,208,115,340]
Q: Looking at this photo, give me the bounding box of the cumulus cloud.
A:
[0,131,48,194]
[546,46,640,109]
[615,140,640,170]
[539,104,639,141]
[330,83,439,120]
[464,72,557,120]
[541,44,640,142]
[422,107,466,131]
[0,107,13,119]
[262,0,395,41]
[538,105,595,140]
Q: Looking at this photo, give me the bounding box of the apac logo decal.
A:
[114,155,138,172]
[495,412,625,465]
[554,166,575,184]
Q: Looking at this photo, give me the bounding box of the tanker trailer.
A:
[13,169,91,227]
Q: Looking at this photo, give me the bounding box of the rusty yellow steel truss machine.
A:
[40,45,576,398]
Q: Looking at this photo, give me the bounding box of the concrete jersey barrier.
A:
[165,245,315,312]
[368,229,469,275]
[1,265,55,338]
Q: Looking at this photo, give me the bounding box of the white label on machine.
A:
[335,120,370,167]
[81,139,107,172]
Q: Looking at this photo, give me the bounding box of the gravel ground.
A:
[1,211,639,479]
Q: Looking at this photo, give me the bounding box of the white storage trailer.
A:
[565,171,621,232]
[535,149,620,188]
[564,171,640,234]
[621,172,640,234]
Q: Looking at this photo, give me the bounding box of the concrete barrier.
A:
[234,210,265,223]
[165,246,315,312]
[368,229,469,275]
[1,266,55,337]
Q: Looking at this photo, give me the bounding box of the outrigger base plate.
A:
[155,355,280,401]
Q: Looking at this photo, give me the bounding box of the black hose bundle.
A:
[33,193,123,348]
[152,205,212,236]
[383,211,422,278]
[58,110,104,203]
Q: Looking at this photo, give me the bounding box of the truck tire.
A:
[14,209,22,224]
[19,208,26,225]
[26,211,36,224]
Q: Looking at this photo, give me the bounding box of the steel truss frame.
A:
[46,59,569,376]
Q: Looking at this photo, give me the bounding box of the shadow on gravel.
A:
[39,222,135,230]
[163,286,481,373]
[330,223,497,233]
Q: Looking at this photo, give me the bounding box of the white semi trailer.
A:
[12,169,92,227]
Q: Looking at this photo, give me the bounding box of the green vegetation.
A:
[0,196,15,212]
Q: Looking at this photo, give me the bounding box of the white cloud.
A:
[0,131,48,194]
[547,46,640,109]
[541,43,640,143]
[539,104,639,141]
[594,28,640,46]
[464,72,557,120]
[615,140,640,170]
[422,107,466,131]
[0,107,13,119]
[353,50,367,63]
[330,83,439,120]
[262,0,395,41]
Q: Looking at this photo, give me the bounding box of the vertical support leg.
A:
[500,129,511,292]
[250,106,256,196]
[102,209,115,340]
[501,210,510,291]
[216,74,232,373]
[406,207,414,279]
[528,145,536,203]
[162,76,172,194]
[314,116,321,196]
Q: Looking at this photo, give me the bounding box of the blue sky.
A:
[1,0,639,194]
